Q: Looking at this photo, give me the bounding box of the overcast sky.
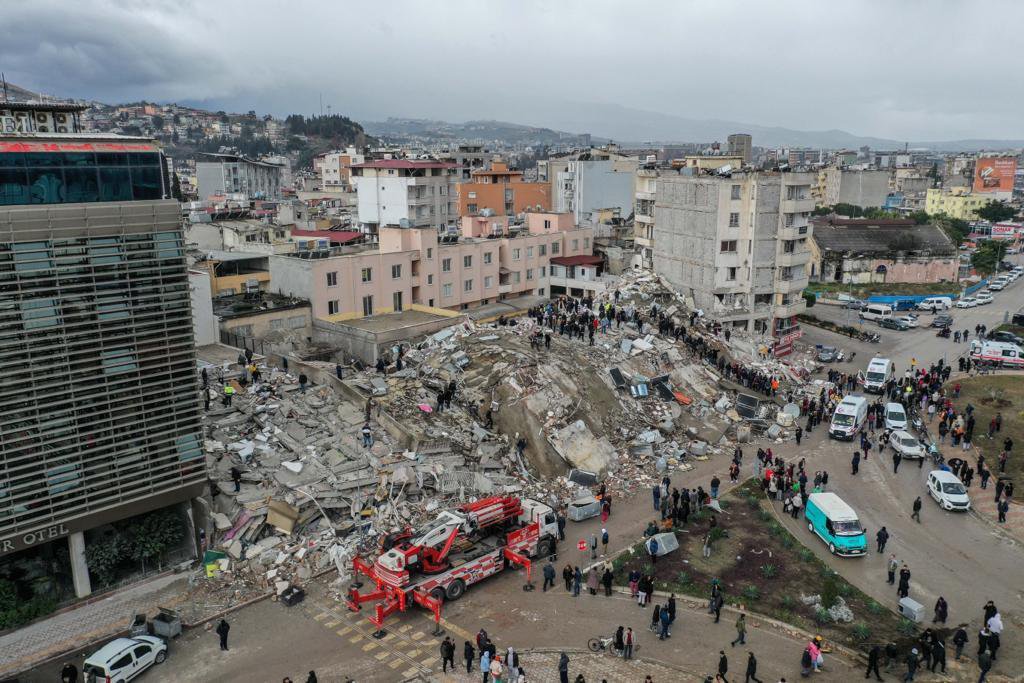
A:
[2,0,1022,142]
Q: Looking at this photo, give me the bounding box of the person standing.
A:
[933,597,948,624]
[542,560,555,592]
[730,613,747,647]
[997,498,1009,523]
[216,618,230,651]
[440,637,455,673]
[572,566,582,597]
[876,527,889,553]
[893,450,902,474]
[464,641,476,674]
[713,591,725,623]
[586,566,598,596]
[558,651,570,683]
[952,625,968,661]
[60,662,78,683]
[911,497,922,523]
[795,426,803,445]
[903,647,919,681]
[590,532,598,560]
[898,565,911,599]
[852,450,861,475]
[929,637,946,674]
[978,650,992,682]
[601,565,614,596]
[864,644,883,681]
[887,554,898,585]
[601,528,609,556]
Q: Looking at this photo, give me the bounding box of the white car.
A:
[955,297,978,308]
[927,470,971,511]
[988,280,1007,291]
[84,636,168,683]
[896,315,919,328]
[884,402,908,430]
[889,430,925,459]
[974,292,994,305]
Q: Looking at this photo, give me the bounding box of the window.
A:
[483,251,493,264]
[361,267,372,283]
[328,300,339,315]
[133,645,152,659]
[539,244,547,256]
[112,654,134,670]
[0,150,166,205]
[785,213,795,227]
[361,295,373,315]
[780,266,794,280]
[720,240,738,253]
[726,267,738,281]
[442,283,453,298]
[464,255,472,268]
[426,247,433,259]
[783,240,795,254]
[427,274,433,284]
[326,271,338,287]
[512,248,521,260]
[728,212,740,227]
[467,203,478,213]
[484,275,493,288]
[543,219,552,230]
[584,237,590,248]
[393,291,403,311]
[540,266,546,277]
[514,272,522,284]
[551,242,560,255]
[526,268,534,280]
[391,264,402,279]
[442,258,452,272]
[468,191,477,199]
[527,246,534,258]
[464,279,474,292]
[572,239,579,251]
[731,184,741,200]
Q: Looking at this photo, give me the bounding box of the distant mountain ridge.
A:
[364,117,593,145]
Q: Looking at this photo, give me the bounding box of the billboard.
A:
[973,157,1017,193]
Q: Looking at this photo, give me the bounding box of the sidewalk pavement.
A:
[0,572,189,678]
[431,649,701,683]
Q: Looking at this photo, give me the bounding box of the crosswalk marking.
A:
[336,626,352,636]
[313,612,329,621]
[349,634,363,644]
[374,651,390,661]
[402,669,419,677]
[411,631,425,640]
[389,659,404,669]
[324,620,340,628]
[362,641,380,652]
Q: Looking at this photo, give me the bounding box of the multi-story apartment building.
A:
[352,159,458,239]
[0,106,203,599]
[633,167,658,268]
[316,147,365,191]
[541,147,638,225]
[813,168,890,208]
[653,171,815,344]
[269,212,597,318]
[455,162,551,217]
[442,145,492,181]
[726,133,753,164]
[925,187,990,220]
[196,152,284,199]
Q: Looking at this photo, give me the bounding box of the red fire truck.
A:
[346,495,558,630]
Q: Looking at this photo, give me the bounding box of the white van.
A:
[829,395,868,440]
[926,470,971,511]
[859,303,893,322]
[970,340,1024,367]
[917,297,953,312]
[861,357,893,393]
[84,636,167,682]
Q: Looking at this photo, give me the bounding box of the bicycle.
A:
[587,635,622,656]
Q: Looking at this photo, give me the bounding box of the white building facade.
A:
[352,159,458,238]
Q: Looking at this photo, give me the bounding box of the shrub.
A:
[760,563,778,579]
[814,607,830,624]
[820,571,840,609]
[803,292,817,308]
[780,535,795,549]
[852,622,872,641]
[799,548,815,563]
[676,571,693,586]
[746,496,761,510]
[743,585,761,601]
[709,527,727,543]
[867,600,885,615]
[642,563,654,576]
[758,509,773,522]
[898,618,917,636]
[780,595,796,610]
[767,521,783,537]
[837,581,853,597]
[718,499,731,510]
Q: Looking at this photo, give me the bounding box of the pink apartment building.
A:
[268,212,600,320]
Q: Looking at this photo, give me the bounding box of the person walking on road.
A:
[601,528,609,556]
[929,637,946,673]
[865,644,883,681]
[998,498,1009,523]
[730,613,747,647]
[933,596,948,624]
[887,554,898,585]
[978,650,993,682]
[216,618,230,651]
[852,450,861,475]
[716,651,729,683]
[876,527,889,553]
[542,560,556,592]
[745,652,763,683]
[952,625,968,661]
[713,590,725,623]
[898,565,911,599]
[903,648,919,681]
[911,496,922,523]
[893,450,902,474]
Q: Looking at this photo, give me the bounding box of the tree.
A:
[971,240,1008,275]
[151,115,164,130]
[908,210,930,225]
[976,200,1016,223]
[171,173,183,201]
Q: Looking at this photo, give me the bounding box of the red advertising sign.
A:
[577,539,587,551]
[973,157,1017,194]
[0,140,158,153]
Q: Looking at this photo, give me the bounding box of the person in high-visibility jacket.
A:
[223,383,235,407]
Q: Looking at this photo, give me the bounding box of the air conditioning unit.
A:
[54,112,71,125]
[34,111,53,132]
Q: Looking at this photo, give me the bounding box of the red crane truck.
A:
[345,495,558,632]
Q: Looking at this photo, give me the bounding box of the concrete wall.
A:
[838,170,890,208]
[575,160,636,223]
[188,269,217,346]
[312,314,466,364]
[196,163,226,199]
[220,305,312,340]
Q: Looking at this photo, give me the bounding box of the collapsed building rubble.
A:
[195,267,835,605]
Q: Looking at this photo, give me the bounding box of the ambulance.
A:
[969,340,1024,367]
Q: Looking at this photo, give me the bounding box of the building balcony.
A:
[778,224,810,240]
[635,190,655,201]
[776,249,811,268]
[782,198,815,214]
[772,300,806,319]
[775,275,809,293]
[498,284,513,294]
[635,212,653,223]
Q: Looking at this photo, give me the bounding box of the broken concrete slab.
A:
[548,420,618,475]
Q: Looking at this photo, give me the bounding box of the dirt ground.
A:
[946,374,1022,484]
[614,480,913,651]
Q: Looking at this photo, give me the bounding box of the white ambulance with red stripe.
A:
[970,340,1024,367]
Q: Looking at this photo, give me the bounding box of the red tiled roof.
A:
[351,159,457,169]
[291,229,363,244]
[551,255,603,267]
